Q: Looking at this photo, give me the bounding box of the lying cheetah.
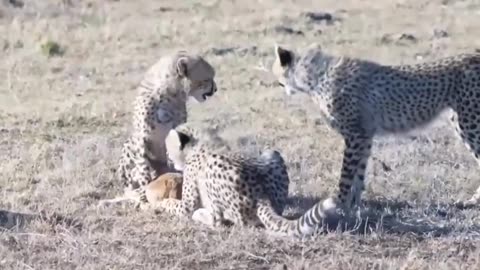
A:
[156,124,290,227]
[271,44,480,217]
[101,51,217,207]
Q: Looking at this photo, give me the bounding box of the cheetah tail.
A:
[256,198,339,238]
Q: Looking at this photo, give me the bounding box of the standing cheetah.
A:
[270,44,480,219]
[101,52,217,207]
[156,124,290,227]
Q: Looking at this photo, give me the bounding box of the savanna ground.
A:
[1,0,480,269]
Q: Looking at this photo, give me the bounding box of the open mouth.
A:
[202,84,217,100]
[202,91,214,100]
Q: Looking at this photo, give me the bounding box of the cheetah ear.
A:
[166,129,191,151]
[177,131,191,150]
[176,57,189,77]
[275,45,294,67]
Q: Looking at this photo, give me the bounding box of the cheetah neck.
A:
[288,52,340,95]
[184,148,208,169]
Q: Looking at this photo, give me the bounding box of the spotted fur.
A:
[102,52,217,207]
[157,124,290,227]
[271,44,480,225]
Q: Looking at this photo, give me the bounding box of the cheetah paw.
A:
[454,197,480,210]
[192,208,214,226]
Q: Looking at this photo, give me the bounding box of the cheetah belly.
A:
[372,89,449,133]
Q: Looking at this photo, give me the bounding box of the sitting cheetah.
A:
[156,124,290,227]
[270,44,480,217]
[101,51,217,207]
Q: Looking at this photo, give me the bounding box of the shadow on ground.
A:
[285,195,480,238]
[0,209,82,231]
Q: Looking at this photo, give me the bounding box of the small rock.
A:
[28,177,41,184]
[441,0,453,5]
[50,66,63,73]
[206,46,257,56]
[7,0,24,8]
[208,47,236,56]
[236,46,257,56]
[397,33,417,42]
[380,33,417,45]
[313,118,324,126]
[13,40,23,49]
[414,53,426,61]
[40,40,64,57]
[274,25,304,36]
[303,11,337,24]
[156,7,173,12]
[433,29,449,38]
[2,40,8,51]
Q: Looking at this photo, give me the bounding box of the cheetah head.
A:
[175,53,217,103]
[271,44,333,96]
[165,124,229,171]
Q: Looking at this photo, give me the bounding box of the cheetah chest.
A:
[147,107,187,161]
[147,125,170,161]
[312,94,337,128]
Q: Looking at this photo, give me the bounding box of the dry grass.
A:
[1,0,480,269]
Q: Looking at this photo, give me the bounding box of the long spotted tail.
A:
[256,197,339,237]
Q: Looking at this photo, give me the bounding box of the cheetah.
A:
[100,51,217,208]
[270,44,480,219]
[155,124,290,227]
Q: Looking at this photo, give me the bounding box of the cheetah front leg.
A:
[349,136,373,209]
[122,157,157,210]
[98,149,155,209]
[332,133,373,211]
[192,208,216,226]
